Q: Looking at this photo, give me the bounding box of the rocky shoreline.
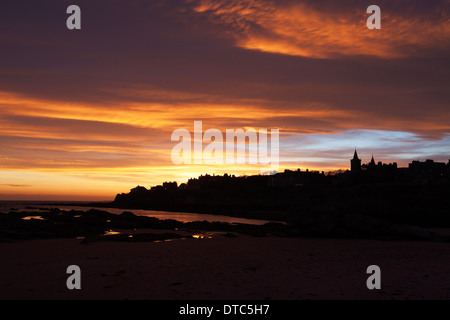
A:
[0,207,288,243]
[1,207,449,243]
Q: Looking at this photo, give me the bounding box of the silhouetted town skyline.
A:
[126,151,450,194]
[113,151,450,230]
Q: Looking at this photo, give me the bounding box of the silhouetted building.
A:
[186,178,201,190]
[178,183,187,191]
[369,155,376,167]
[268,169,327,187]
[130,185,148,193]
[351,150,361,173]
[409,159,447,181]
[163,181,178,191]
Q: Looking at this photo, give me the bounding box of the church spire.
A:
[351,149,361,172]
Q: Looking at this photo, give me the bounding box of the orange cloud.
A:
[0,90,342,199]
[194,0,450,58]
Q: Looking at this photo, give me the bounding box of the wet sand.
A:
[1,235,450,300]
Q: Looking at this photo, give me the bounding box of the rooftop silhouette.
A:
[113,152,450,229]
[119,152,450,194]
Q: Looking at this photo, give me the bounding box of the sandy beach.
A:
[1,234,450,300]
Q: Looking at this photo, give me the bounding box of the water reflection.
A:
[104,230,121,236]
[54,206,279,225]
[21,216,45,221]
[192,233,213,239]
[2,204,283,225]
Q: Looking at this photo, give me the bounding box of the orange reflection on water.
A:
[192,233,213,239]
[21,216,45,220]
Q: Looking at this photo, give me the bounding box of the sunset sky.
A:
[0,0,449,200]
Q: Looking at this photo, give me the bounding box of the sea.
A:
[0,201,278,225]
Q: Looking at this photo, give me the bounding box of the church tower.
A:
[351,149,361,172]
